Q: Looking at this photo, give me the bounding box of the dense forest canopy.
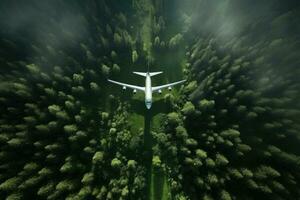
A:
[0,0,300,200]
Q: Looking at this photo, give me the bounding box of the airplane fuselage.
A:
[145,73,152,109]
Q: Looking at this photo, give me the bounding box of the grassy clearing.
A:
[128,112,144,135]
[150,165,171,200]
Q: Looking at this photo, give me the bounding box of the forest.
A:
[0,0,300,200]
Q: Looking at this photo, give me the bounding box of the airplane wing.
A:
[108,79,145,91]
[152,80,186,92]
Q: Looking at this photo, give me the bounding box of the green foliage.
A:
[181,101,195,115]
[169,33,183,48]
[127,160,137,169]
[0,177,21,191]
[152,156,161,168]
[215,153,229,166]
[196,149,207,159]
[203,194,213,200]
[6,193,23,200]
[90,82,100,92]
[77,186,92,198]
[73,73,84,84]
[205,158,216,168]
[167,112,181,125]
[56,179,76,192]
[113,33,122,46]
[60,161,73,173]
[112,63,120,74]
[237,144,252,153]
[254,165,281,179]
[164,93,175,106]
[132,50,138,63]
[184,81,197,94]
[44,88,56,97]
[154,36,160,47]
[185,138,198,147]
[23,162,39,172]
[220,129,240,139]
[7,138,25,147]
[159,14,300,195]
[65,100,75,110]
[92,151,104,164]
[111,158,122,168]
[228,168,243,179]
[198,99,215,111]
[35,124,50,133]
[219,190,232,200]
[111,50,117,59]
[26,63,39,74]
[101,64,110,77]
[64,124,78,134]
[48,104,61,115]
[19,175,42,189]
[38,168,52,177]
[56,110,70,121]
[241,168,253,178]
[206,173,218,185]
[81,173,94,184]
[175,126,188,139]
[0,2,150,200]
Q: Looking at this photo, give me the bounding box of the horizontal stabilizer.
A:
[133,71,163,77]
[133,72,147,77]
[149,71,163,77]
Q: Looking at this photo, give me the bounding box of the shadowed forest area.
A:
[0,0,300,200]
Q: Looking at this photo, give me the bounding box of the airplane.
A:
[108,71,186,109]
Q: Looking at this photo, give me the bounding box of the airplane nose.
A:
[146,103,151,109]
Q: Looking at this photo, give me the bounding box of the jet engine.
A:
[168,86,172,91]
[123,86,126,90]
[133,89,137,94]
[158,89,162,94]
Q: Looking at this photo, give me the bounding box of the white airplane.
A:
[108,71,186,109]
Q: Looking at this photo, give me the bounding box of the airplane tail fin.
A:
[133,71,163,77]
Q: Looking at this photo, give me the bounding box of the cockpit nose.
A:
[145,101,152,109]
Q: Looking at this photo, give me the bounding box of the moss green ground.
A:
[150,165,170,200]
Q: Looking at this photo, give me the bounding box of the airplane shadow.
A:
[130,97,171,154]
[130,97,170,116]
[130,98,170,200]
